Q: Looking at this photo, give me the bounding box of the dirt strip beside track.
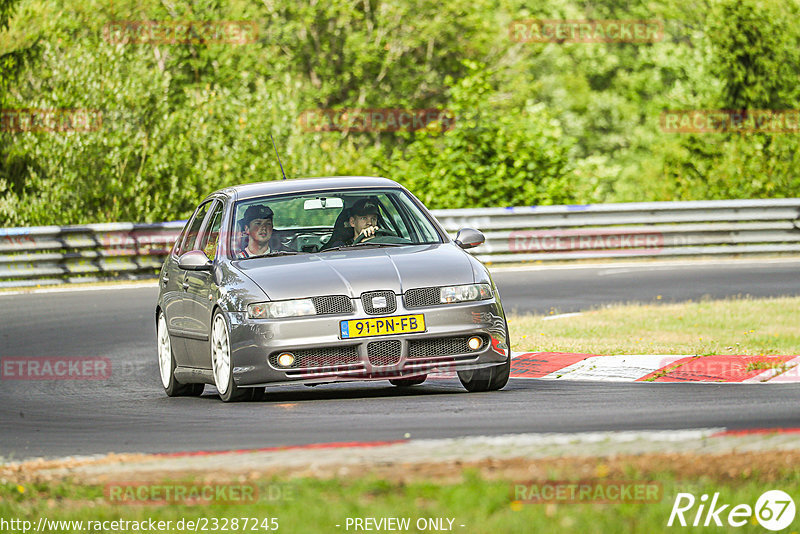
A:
[3,430,799,485]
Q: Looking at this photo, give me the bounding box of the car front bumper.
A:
[227,299,509,387]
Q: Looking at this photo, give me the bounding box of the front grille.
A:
[404,287,440,308]
[367,340,402,366]
[312,295,353,315]
[361,290,397,315]
[270,345,359,369]
[408,335,489,359]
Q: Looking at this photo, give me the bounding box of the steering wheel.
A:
[353,228,395,245]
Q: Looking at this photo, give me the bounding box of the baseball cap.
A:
[242,205,274,227]
[351,198,379,217]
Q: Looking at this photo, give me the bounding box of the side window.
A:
[177,201,212,256]
[395,193,440,243]
[171,224,189,256]
[379,195,411,239]
[198,201,224,260]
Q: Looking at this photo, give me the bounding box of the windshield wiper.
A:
[351,241,404,247]
[244,250,303,259]
[321,242,404,252]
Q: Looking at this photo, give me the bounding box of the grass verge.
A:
[2,453,798,534]
[509,296,800,355]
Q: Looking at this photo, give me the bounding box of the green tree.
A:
[2,0,799,226]
[0,0,21,107]
[386,63,575,208]
[662,0,800,200]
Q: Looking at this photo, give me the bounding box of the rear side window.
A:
[177,201,212,256]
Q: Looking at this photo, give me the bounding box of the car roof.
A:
[215,176,404,201]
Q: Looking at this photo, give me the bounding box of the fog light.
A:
[468,336,483,351]
[277,352,295,367]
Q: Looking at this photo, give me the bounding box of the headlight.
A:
[440,283,493,304]
[248,299,316,319]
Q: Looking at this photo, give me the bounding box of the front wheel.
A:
[458,358,510,392]
[211,310,253,402]
[157,311,204,397]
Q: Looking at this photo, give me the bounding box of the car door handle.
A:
[162,274,169,287]
[182,280,190,290]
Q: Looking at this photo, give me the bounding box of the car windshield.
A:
[230,188,443,258]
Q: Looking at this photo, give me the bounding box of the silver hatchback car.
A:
[156,177,511,401]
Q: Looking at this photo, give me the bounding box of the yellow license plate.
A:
[340,314,425,339]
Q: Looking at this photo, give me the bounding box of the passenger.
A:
[237,205,278,258]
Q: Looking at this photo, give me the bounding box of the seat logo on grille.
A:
[372,296,388,309]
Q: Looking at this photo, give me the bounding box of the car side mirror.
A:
[178,250,212,271]
[454,228,485,249]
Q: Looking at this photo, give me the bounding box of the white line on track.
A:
[488,257,800,273]
[0,281,158,297]
[542,312,584,321]
[3,428,731,467]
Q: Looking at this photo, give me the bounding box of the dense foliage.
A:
[0,0,798,225]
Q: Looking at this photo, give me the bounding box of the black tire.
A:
[457,358,510,392]
[211,310,252,402]
[458,329,512,392]
[389,375,427,387]
[157,310,204,397]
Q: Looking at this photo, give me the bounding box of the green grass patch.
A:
[510,296,800,355]
[745,360,791,372]
[1,470,797,533]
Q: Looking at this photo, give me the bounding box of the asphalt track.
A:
[1,259,799,460]
[495,258,800,314]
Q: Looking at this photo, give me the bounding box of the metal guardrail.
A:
[1,199,799,288]
[432,199,800,263]
[0,222,185,288]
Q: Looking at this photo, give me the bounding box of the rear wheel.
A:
[389,375,427,387]
[211,310,252,402]
[157,311,204,397]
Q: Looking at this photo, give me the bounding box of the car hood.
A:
[233,244,475,300]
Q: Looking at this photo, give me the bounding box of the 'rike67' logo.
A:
[668,490,795,531]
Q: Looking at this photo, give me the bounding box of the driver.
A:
[237,204,278,258]
[350,198,382,242]
[326,198,382,249]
